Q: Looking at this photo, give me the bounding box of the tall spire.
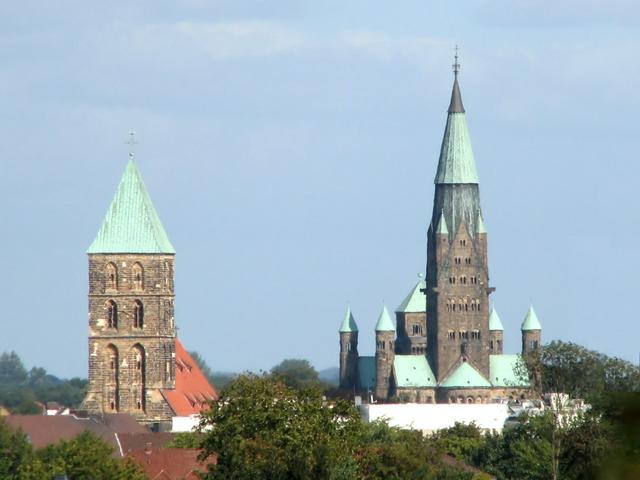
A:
[88,159,175,254]
[448,46,465,113]
[434,47,478,185]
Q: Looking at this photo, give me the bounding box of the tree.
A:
[189,350,235,389]
[270,358,321,390]
[33,431,146,480]
[199,374,485,480]
[0,418,33,480]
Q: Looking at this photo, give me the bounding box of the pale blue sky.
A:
[2,1,639,377]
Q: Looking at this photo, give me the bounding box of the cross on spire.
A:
[125,130,138,159]
[453,45,460,78]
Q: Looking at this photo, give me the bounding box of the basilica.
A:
[339,64,542,404]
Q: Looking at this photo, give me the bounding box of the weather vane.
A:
[125,131,138,159]
[453,45,460,78]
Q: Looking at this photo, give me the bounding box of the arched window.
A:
[131,344,145,411]
[105,344,119,411]
[106,263,117,290]
[106,300,118,329]
[132,263,144,291]
[133,300,144,328]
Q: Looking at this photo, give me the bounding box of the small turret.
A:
[339,307,359,390]
[375,305,395,400]
[521,305,542,354]
[488,307,504,354]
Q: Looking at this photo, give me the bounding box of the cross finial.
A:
[453,45,460,78]
[125,130,138,159]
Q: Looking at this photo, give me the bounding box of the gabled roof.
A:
[394,356,436,388]
[375,305,395,332]
[88,159,175,254]
[434,78,479,185]
[521,305,542,331]
[358,356,376,391]
[490,355,530,387]
[476,212,487,234]
[161,339,218,416]
[436,211,449,235]
[126,448,212,479]
[339,307,358,333]
[439,362,491,388]
[489,308,504,331]
[395,279,426,313]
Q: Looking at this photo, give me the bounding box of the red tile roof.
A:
[127,447,215,479]
[161,339,218,416]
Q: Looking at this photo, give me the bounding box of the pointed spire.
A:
[434,49,479,185]
[88,159,175,254]
[476,212,487,234]
[521,305,542,331]
[375,305,395,332]
[489,308,504,331]
[436,211,449,235]
[339,307,358,333]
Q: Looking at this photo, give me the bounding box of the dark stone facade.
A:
[82,254,176,426]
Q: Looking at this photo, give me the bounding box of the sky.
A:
[1,1,640,378]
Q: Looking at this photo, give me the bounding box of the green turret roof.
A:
[88,159,175,254]
[339,307,358,333]
[439,362,491,388]
[436,211,449,235]
[521,305,542,331]
[434,77,479,185]
[375,305,395,332]
[396,278,427,313]
[476,212,487,234]
[489,308,504,331]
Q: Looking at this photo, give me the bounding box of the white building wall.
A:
[360,403,510,434]
[171,415,200,432]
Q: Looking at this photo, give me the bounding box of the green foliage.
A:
[168,431,203,449]
[524,341,640,399]
[270,358,323,390]
[432,423,485,465]
[199,374,482,480]
[0,418,32,480]
[0,351,87,413]
[0,419,145,479]
[189,350,236,389]
[33,431,146,480]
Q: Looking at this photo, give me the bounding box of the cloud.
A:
[131,20,307,60]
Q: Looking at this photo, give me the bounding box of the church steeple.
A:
[426,54,492,382]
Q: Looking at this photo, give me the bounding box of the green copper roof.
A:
[489,308,504,331]
[439,362,491,388]
[434,80,479,185]
[436,211,449,235]
[490,355,530,387]
[394,355,436,388]
[395,279,427,313]
[339,307,358,333]
[375,305,395,332]
[88,160,175,254]
[358,356,376,390]
[521,306,542,331]
[476,212,487,234]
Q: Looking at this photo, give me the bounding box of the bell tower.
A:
[425,57,493,381]
[82,158,177,425]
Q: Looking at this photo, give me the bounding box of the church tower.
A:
[425,59,493,381]
[82,158,177,425]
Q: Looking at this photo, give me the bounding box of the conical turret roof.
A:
[88,159,175,254]
[339,307,358,333]
[434,76,479,185]
[396,278,427,313]
[375,305,395,332]
[489,308,504,331]
[521,306,542,331]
